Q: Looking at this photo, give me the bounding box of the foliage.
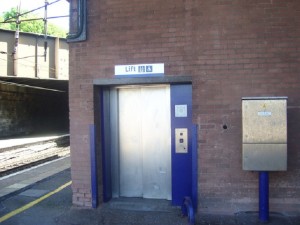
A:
[0,8,67,38]
[0,15,10,30]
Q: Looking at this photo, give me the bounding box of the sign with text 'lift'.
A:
[115,63,164,77]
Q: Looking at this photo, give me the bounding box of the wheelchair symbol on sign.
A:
[146,66,153,72]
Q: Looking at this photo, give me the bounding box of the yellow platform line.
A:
[0,181,72,223]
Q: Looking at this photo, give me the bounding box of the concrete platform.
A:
[0,133,69,151]
[0,164,299,225]
[0,135,299,225]
[0,133,70,201]
[0,156,70,201]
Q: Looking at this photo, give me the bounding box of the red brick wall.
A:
[69,0,300,212]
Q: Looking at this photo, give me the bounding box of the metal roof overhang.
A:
[0,76,68,92]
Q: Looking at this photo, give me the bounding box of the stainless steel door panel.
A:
[119,88,143,197]
[118,85,171,199]
[141,87,171,200]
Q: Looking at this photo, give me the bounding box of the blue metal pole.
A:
[90,124,98,208]
[192,124,198,210]
[259,171,269,222]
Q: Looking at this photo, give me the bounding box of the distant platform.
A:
[0,133,69,151]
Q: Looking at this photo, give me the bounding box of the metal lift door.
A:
[118,85,171,200]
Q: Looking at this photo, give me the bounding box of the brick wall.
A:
[190,0,300,213]
[69,0,300,212]
[0,83,69,137]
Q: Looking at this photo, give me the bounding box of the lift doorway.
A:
[114,85,171,199]
[99,79,196,207]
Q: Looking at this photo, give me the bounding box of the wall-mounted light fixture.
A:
[67,0,86,42]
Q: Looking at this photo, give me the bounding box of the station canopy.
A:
[0,76,68,92]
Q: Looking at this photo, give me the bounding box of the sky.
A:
[0,0,69,30]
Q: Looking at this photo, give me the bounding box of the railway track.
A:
[0,136,70,177]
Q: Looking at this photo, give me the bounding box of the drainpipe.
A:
[90,124,98,208]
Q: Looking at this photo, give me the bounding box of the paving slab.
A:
[0,156,70,201]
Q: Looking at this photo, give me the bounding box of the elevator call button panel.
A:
[175,128,188,153]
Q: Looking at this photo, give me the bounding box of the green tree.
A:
[0,8,67,38]
[0,15,11,30]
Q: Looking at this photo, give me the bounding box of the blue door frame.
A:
[98,83,198,208]
[170,84,196,206]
